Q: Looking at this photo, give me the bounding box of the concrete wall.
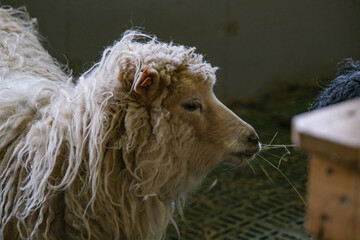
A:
[2,0,360,100]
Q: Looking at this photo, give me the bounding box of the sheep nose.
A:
[247,132,260,147]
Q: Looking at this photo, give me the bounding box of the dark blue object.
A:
[310,59,360,110]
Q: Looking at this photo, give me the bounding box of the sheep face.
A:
[164,75,260,176]
[115,39,260,198]
[127,57,260,198]
[124,42,261,181]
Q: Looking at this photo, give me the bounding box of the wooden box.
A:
[292,97,360,240]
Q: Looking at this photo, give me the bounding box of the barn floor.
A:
[165,82,321,240]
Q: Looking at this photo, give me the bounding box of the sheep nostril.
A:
[247,133,259,146]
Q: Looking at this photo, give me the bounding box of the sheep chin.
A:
[222,151,257,167]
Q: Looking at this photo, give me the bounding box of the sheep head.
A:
[103,32,261,200]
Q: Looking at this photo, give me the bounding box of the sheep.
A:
[0,7,260,240]
[310,59,360,110]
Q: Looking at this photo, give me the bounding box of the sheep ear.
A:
[134,64,160,102]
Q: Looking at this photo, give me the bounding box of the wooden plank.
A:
[356,190,360,240]
[292,97,360,165]
[307,154,360,240]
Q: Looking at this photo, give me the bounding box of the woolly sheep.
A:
[0,7,260,240]
[310,59,360,110]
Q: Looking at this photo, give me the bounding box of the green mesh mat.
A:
[165,83,320,240]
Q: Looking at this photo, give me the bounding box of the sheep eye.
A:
[182,101,202,112]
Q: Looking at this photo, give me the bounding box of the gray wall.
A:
[2,0,360,100]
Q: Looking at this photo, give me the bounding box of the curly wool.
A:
[0,7,218,240]
[310,59,360,110]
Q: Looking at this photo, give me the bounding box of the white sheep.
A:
[0,7,260,240]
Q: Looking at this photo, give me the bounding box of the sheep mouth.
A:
[231,142,262,159]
